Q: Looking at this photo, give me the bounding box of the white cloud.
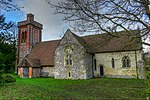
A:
[18,0,69,41]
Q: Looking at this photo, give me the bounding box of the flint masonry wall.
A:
[54,31,92,79]
[42,67,54,77]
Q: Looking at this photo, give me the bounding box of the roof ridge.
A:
[41,39,60,43]
[81,29,138,38]
[37,29,138,44]
[71,32,92,53]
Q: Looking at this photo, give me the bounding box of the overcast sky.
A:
[3,0,150,52]
[5,0,68,41]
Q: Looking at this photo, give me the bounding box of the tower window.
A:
[21,32,24,43]
[64,47,73,66]
[21,31,27,43]
[112,58,115,68]
[122,56,130,68]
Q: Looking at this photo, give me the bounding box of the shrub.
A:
[0,70,4,84]
[145,58,150,65]
[0,73,4,84]
[3,74,16,83]
[146,80,150,99]
[7,67,15,74]
[146,65,150,79]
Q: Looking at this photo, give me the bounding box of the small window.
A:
[64,47,73,66]
[69,72,71,77]
[122,56,130,68]
[94,59,96,70]
[112,58,115,68]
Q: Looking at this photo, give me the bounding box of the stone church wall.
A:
[54,31,91,79]
[84,54,93,79]
[94,50,143,78]
[54,44,89,79]
[32,68,40,78]
[41,67,54,77]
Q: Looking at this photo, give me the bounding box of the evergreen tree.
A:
[0,0,19,83]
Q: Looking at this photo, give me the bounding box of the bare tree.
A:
[46,0,150,46]
[0,0,20,43]
[0,0,20,12]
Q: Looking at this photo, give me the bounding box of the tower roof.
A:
[18,13,43,29]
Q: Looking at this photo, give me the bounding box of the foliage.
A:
[146,65,150,79]
[0,71,4,84]
[0,0,20,12]
[3,74,16,83]
[145,58,150,65]
[47,0,150,46]
[0,78,147,99]
[145,64,150,98]
[0,38,16,73]
[146,80,150,98]
[0,15,17,75]
[0,1,19,85]
[0,74,16,84]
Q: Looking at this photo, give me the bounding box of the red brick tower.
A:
[16,14,43,72]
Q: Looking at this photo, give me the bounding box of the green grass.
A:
[0,76,148,99]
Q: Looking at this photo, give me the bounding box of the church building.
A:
[16,14,145,79]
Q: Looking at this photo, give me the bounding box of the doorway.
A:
[100,65,104,76]
[23,67,29,78]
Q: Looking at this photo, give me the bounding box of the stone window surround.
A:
[122,56,131,68]
[64,46,73,66]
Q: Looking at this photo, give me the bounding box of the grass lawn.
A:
[0,77,147,99]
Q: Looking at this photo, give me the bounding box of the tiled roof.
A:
[26,59,40,67]
[27,40,60,66]
[27,30,142,66]
[72,32,92,53]
[83,30,142,53]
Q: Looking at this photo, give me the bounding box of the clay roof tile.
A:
[27,30,142,66]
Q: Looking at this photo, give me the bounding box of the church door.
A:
[100,66,104,76]
[23,67,29,78]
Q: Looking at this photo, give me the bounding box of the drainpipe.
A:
[135,50,138,79]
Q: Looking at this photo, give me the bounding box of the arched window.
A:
[21,31,27,43]
[24,31,27,41]
[21,32,24,43]
[64,47,73,66]
[112,58,115,68]
[122,56,130,68]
